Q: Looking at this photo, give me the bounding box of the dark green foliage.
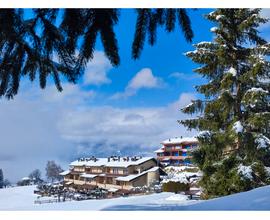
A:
[162,181,190,193]
[181,9,270,198]
[0,169,3,188]
[0,9,76,98]
[132,9,194,59]
[0,9,194,99]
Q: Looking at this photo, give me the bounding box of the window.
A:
[172,152,179,156]
[123,169,129,175]
[113,168,118,174]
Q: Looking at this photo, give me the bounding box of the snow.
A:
[162,172,198,184]
[161,137,198,145]
[116,167,160,182]
[228,67,237,76]
[184,102,194,109]
[197,130,212,139]
[255,135,270,149]
[162,166,202,184]
[108,188,119,192]
[210,27,218,32]
[216,15,224,21]
[22,177,30,181]
[2,184,270,210]
[196,41,212,47]
[237,165,253,180]
[59,170,70,176]
[154,148,164,153]
[165,194,188,202]
[247,87,269,94]
[70,156,154,168]
[233,121,243,133]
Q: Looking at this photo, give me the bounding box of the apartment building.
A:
[60,156,163,191]
[155,137,199,166]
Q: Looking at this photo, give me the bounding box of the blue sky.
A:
[1,9,270,181]
[83,9,212,107]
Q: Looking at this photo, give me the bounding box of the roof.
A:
[70,157,155,168]
[65,181,73,185]
[108,188,119,192]
[80,173,97,179]
[154,148,164,153]
[161,137,198,145]
[59,170,70,176]
[147,167,160,172]
[161,157,171,161]
[116,166,160,182]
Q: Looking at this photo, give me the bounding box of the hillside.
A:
[1,185,270,210]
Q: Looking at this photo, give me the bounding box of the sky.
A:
[1,9,270,182]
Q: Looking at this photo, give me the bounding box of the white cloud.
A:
[111,68,165,99]
[83,51,112,86]
[169,72,201,81]
[0,85,196,182]
[0,82,95,182]
[58,92,197,159]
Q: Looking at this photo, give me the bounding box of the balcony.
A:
[157,155,192,161]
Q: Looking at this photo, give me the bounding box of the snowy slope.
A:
[1,185,270,210]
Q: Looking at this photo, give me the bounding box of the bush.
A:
[162,181,189,193]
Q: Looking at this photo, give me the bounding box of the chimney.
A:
[127,157,129,161]
[108,157,110,162]
[118,156,120,161]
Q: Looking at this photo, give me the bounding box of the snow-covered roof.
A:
[70,157,155,168]
[147,167,160,172]
[161,157,171,161]
[116,166,160,182]
[154,148,164,153]
[161,137,198,145]
[108,188,119,192]
[21,177,30,181]
[59,170,70,176]
[80,173,97,179]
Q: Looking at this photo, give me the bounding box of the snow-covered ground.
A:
[1,185,270,210]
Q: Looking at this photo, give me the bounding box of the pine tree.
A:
[180,9,270,198]
[0,9,194,99]
[0,169,3,188]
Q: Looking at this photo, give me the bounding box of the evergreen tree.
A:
[180,9,270,198]
[0,169,3,188]
[0,9,193,99]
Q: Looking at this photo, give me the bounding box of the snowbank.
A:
[1,184,270,210]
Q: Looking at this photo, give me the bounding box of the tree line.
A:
[0,160,64,187]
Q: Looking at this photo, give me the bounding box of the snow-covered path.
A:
[1,185,270,210]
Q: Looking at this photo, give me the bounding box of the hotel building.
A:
[155,137,199,166]
[60,156,163,192]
